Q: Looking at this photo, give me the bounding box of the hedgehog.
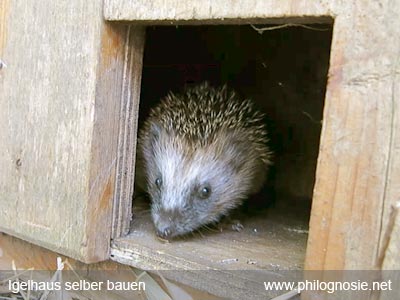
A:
[137,82,271,239]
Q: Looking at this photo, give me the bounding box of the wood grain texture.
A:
[104,0,334,23]
[379,41,400,295]
[0,233,142,300]
[0,1,127,262]
[0,0,10,58]
[380,2,400,271]
[381,204,400,269]
[305,0,400,273]
[84,23,128,262]
[111,26,145,239]
[111,204,308,300]
[380,205,400,300]
[0,233,223,300]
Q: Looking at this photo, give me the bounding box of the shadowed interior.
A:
[137,24,332,218]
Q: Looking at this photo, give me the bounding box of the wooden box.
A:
[1,0,399,299]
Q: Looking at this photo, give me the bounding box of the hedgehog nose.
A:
[156,226,172,239]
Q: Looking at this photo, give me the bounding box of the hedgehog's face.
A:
[141,126,262,239]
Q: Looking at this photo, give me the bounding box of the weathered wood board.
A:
[0,233,223,300]
[0,1,129,263]
[305,0,400,272]
[111,26,145,239]
[111,202,308,300]
[104,0,333,24]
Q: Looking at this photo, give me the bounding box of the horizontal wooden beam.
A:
[104,0,336,23]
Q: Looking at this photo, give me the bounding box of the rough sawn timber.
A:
[0,0,130,263]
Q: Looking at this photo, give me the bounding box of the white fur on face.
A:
[151,134,253,214]
[154,140,187,211]
[143,129,267,237]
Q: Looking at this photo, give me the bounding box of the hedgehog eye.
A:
[155,178,162,188]
[198,185,211,199]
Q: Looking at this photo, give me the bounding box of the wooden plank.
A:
[380,11,400,270]
[0,0,10,60]
[84,23,129,262]
[380,204,400,300]
[0,233,223,300]
[111,202,308,299]
[381,204,400,269]
[379,37,400,297]
[111,26,145,239]
[104,0,334,23]
[305,0,400,274]
[0,1,127,262]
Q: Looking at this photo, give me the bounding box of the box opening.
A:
[136,23,331,224]
[111,23,333,298]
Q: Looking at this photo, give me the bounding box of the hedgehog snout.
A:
[156,224,173,239]
[153,208,182,239]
